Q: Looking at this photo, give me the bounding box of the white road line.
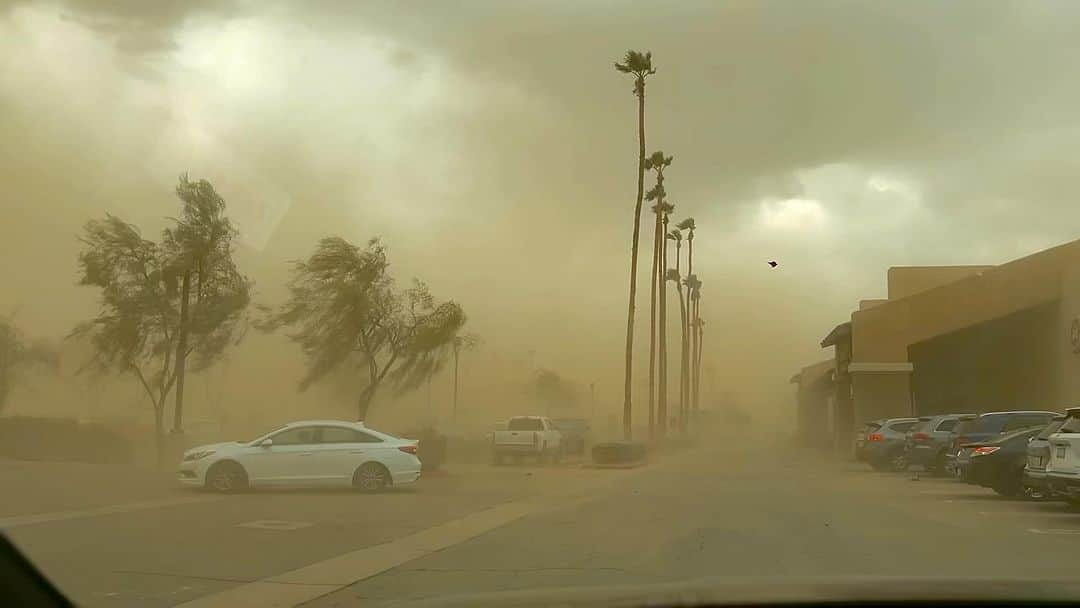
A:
[175,499,539,608]
[1028,528,1080,535]
[0,496,224,529]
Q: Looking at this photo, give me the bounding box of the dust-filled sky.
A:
[4,0,1080,425]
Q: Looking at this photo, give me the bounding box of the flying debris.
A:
[768,261,778,268]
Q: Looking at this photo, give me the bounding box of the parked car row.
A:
[860,408,1080,504]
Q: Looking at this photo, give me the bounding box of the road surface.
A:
[5,439,1080,607]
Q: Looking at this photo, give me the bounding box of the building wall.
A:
[908,302,1060,415]
[888,266,995,300]
[852,372,912,423]
[1055,264,1080,408]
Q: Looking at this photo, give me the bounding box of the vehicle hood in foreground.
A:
[393,576,1080,607]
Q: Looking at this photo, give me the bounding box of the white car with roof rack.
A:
[177,419,421,492]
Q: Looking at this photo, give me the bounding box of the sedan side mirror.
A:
[259,438,273,448]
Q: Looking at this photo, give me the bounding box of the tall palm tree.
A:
[656,201,674,438]
[677,218,696,425]
[614,50,656,440]
[684,274,702,420]
[667,228,687,432]
[644,151,673,440]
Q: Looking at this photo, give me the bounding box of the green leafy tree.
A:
[614,49,656,440]
[73,215,249,466]
[0,316,58,413]
[163,175,248,434]
[259,237,466,420]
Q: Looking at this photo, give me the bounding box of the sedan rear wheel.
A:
[354,462,389,492]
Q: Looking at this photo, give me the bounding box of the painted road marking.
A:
[1028,528,1080,535]
[0,496,224,529]
[175,499,538,608]
[237,520,313,531]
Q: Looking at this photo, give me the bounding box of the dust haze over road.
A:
[5,1,1080,607]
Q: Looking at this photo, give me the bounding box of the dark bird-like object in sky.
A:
[768,261,778,268]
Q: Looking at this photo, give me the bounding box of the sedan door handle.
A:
[298,453,314,457]
[349,450,365,454]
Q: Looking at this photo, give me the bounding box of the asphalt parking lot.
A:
[8,443,1080,608]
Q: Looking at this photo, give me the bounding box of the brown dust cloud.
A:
[3,0,1080,446]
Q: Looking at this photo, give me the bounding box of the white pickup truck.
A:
[491,416,563,465]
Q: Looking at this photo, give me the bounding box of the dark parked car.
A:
[552,418,590,456]
[1023,415,1067,499]
[859,418,919,471]
[963,426,1044,496]
[951,411,1058,479]
[904,413,973,474]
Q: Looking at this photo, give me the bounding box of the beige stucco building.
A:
[804,239,1080,452]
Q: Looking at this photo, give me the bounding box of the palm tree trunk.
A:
[694,314,703,414]
[676,282,688,433]
[657,222,669,439]
[172,269,191,434]
[647,213,660,439]
[621,81,647,440]
[687,240,695,424]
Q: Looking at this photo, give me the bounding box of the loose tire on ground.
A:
[353,462,390,492]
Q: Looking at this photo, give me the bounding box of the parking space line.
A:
[0,496,224,529]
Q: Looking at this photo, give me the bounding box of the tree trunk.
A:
[694,316,703,414]
[658,219,669,439]
[153,402,165,470]
[676,282,688,434]
[687,239,695,423]
[621,81,647,440]
[453,348,460,422]
[172,269,191,434]
[647,213,660,440]
[357,384,377,421]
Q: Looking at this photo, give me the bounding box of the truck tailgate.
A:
[493,431,536,446]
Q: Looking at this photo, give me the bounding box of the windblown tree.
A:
[163,175,248,434]
[0,316,58,413]
[614,49,655,440]
[451,333,480,422]
[259,237,466,420]
[644,151,673,440]
[73,215,249,466]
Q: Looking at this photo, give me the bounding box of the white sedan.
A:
[177,420,421,492]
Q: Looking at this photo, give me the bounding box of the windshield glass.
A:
[508,418,545,431]
[8,2,1080,606]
